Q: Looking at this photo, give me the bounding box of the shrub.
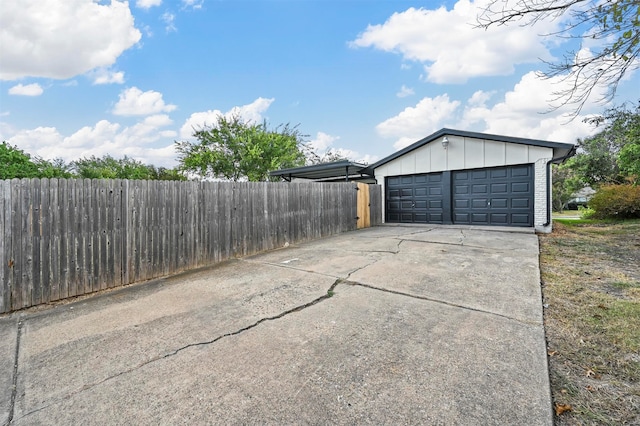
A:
[588,184,640,219]
[578,205,596,219]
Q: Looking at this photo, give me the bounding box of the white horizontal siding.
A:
[375,136,553,177]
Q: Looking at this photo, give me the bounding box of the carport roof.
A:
[270,160,372,181]
[361,128,576,174]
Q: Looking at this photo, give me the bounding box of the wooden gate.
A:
[356,182,370,229]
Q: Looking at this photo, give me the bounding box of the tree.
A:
[552,160,583,211]
[72,155,184,180]
[0,141,40,179]
[572,103,640,186]
[0,142,73,179]
[35,157,74,178]
[477,0,640,114]
[150,167,186,181]
[619,143,640,183]
[175,114,308,181]
[306,149,350,165]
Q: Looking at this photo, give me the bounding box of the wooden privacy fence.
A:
[0,179,382,314]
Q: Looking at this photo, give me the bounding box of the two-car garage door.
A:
[386,164,534,227]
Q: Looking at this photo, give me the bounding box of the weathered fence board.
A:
[1,179,382,313]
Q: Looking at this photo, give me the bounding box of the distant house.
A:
[565,186,596,210]
[271,128,576,233]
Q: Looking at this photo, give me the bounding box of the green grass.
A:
[554,218,640,228]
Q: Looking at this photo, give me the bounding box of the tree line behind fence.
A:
[0,179,382,314]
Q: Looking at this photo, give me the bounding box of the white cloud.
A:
[136,0,162,9]
[307,131,374,164]
[350,3,557,83]
[460,71,600,142]
[396,85,414,98]
[7,115,178,168]
[92,69,125,85]
[8,83,44,96]
[179,97,274,139]
[182,0,204,9]
[0,0,141,81]
[376,71,603,151]
[162,12,177,33]
[112,87,177,116]
[376,95,461,150]
[309,132,339,152]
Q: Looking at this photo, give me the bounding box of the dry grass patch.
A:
[539,220,640,425]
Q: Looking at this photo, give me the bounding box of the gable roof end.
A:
[362,128,576,174]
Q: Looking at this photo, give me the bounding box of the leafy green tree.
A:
[72,155,184,180]
[35,157,74,178]
[0,141,40,179]
[574,103,640,186]
[619,143,640,184]
[552,160,584,211]
[478,0,640,114]
[175,114,307,181]
[152,166,187,181]
[1,142,73,179]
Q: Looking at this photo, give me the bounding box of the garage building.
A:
[361,129,575,233]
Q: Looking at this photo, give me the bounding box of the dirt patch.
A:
[539,221,640,425]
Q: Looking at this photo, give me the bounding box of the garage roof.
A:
[361,128,576,174]
[270,160,372,181]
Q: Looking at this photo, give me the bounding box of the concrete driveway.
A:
[1,225,552,425]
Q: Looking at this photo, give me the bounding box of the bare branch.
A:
[477,0,640,117]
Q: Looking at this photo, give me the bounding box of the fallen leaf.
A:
[586,385,595,392]
[598,304,608,310]
[547,350,558,356]
[585,369,601,379]
[555,403,572,416]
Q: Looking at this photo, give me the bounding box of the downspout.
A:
[543,147,577,227]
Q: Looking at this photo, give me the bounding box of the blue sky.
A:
[1,0,638,168]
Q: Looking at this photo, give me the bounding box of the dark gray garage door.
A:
[385,164,534,227]
[386,173,445,223]
[452,164,533,227]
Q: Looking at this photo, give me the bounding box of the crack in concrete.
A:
[4,317,22,426]
[342,280,541,327]
[398,238,464,248]
[243,251,384,279]
[242,257,340,280]
[13,279,342,423]
[395,236,515,254]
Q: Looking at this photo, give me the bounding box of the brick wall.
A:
[534,158,552,233]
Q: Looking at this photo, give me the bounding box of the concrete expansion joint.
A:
[342,281,541,327]
[13,280,344,423]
